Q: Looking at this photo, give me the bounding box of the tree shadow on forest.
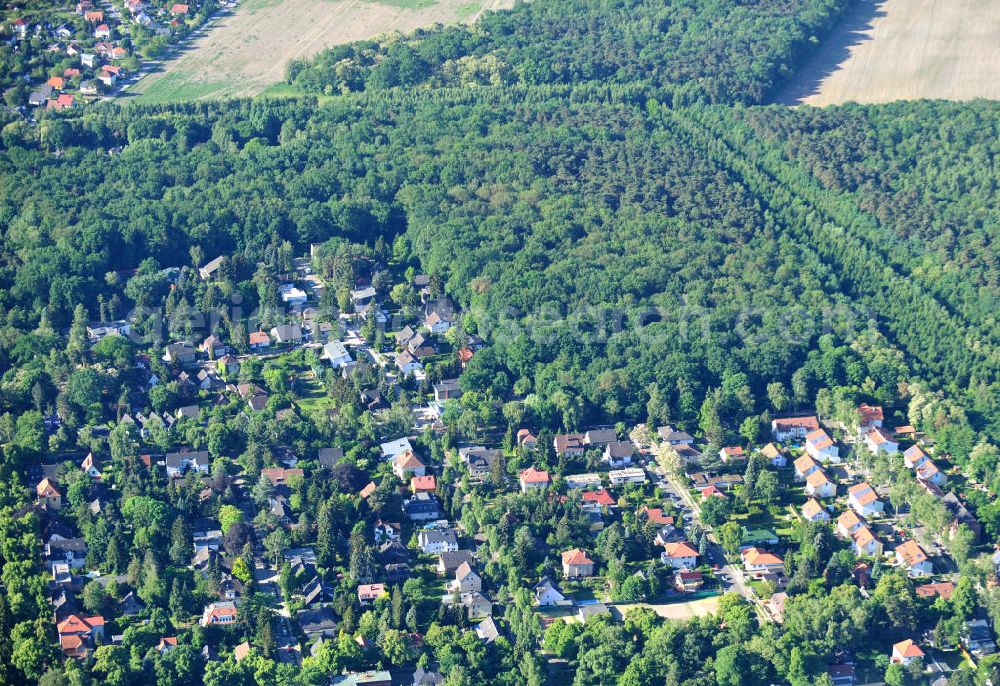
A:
[773,0,887,105]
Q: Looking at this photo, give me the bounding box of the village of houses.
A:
[23,246,1000,686]
[2,0,223,112]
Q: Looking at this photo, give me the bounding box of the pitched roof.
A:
[866,426,895,445]
[561,548,594,566]
[801,498,825,519]
[893,639,924,659]
[915,581,955,600]
[794,454,819,473]
[662,541,698,559]
[742,547,783,566]
[760,443,784,459]
[519,467,550,484]
[37,478,61,497]
[858,403,884,424]
[848,482,879,505]
[838,508,863,530]
[772,416,819,431]
[805,470,831,488]
[805,429,834,450]
[895,540,928,566]
[249,331,270,345]
[394,451,425,469]
[582,490,616,507]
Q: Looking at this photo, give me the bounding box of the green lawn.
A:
[131,70,231,104]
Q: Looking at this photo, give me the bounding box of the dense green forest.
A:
[2,94,997,440]
[286,0,851,105]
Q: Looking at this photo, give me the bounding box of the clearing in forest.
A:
[127,0,512,103]
[776,0,1000,105]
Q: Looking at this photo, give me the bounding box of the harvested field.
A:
[128,0,512,103]
[776,0,1000,105]
[614,595,720,621]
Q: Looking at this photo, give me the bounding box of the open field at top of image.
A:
[127,0,512,104]
[777,0,1000,105]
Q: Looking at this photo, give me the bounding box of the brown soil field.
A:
[128,0,512,103]
[776,0,1000,105]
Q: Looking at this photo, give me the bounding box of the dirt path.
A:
[776,0,1000,105]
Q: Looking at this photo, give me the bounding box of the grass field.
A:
[777,0,1000,105]
[127,0,512,103]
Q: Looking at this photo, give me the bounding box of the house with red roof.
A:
[848,482,883,518]
[719,446,744,462]
[357,583,386,605]
[57,614,105,658]
[36,478,62,509]
[582,489,616,508]
[200,601,238,626]
[410,475,436,493]
[858,403,884,432]
[770,416,819,442]
[864,426,898,455]
[248,331,271,349]
[641,507,674,526]
[561,548,595,578]
[47,76,65,90]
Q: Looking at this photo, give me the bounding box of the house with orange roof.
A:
[699,484,728,500]
[47,76,65,90]
[57,614,105,657]
[864,426,898,455]
[719,446,744,462]
[582,489,616,509]
[81,453,100,479]
[850,525,883,557]
[895,540,932,577]
[561,549,595,578]
[516,429,538,449]
[661,541,698,569]
[793,454,820,481]
[200,601,238,626]
[359,482,377,499]
[903,445,929,469]
[410,475,436,493]
[36,478,62,509]
[805,428,839,462]
[741,548,784,578]
[760,442,787,467]
[641,507,674,526]
[392,451,426,479]
[156,637,178,654]
[891,639,924,665]
[848,482,883,518]
[915,459,946,486]
[518,467,550,492]
[836,509,864,538]
[805,469,836,499]
[261,467,304,485]
[801,498,829,523]
[915,581,955,600]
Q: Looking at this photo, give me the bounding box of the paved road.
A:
[655,455,771,621]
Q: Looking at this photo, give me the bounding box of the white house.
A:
[851,525,883,558]
[279,284,308,308]
[848,482,884,518]
[322,340,352,368]
[165,450,210,478]
[895,540,933,577]
[805,470,836,499]
[793,455,820,481]
[451,562,482,594]
[380,438,413,460]
[771,416,819,442]
[741,548,784,578]
[602,441,634,467]
[534,577,567,606]
[608,468,647,486]
[424,310,453,334]
[396,351,422,375]
[891,640,925,666]
[801,498,830,523]
[417,530,459,554]
[864,427,898,455]
[661,541,698,569]
[805,429,840,462]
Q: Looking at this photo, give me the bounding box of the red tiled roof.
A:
[519,467,550,484]
[561,548,594,566]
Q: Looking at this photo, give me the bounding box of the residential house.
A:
[373,520,401,545]
[433,379,462,401]
[582,490,616,510]
[584,428,618,447]
[396,351,422,375]
[793,454,820,481]
[895,540,933,577]
[46,537,88,569]
[771,416,820,442]
[837,509,865,538]
[851,525,883,558]
[608,468,647,486]
[719,446,745,462]
[198,256,225,280]
[801,498,829,522]
[660,541,698,569]
[81,453,101,479]
[561,549,595,578]
[564,473,602,489]
[864,427,898,455]
[576,603,611,624]
[760,442,787,467]
[858,403,884,432]
[248,331,271,350]
[380,437,414,460]
[942,492,981,542]
[903,445,929,469]
[322,340,352,368]
[741,548,784,578]
[392,451,426,479]
[519,467,550,492]
[36,478,62,510]
[57,614,105,658]
[657,426,695,446]
[603,441,635,467]
[413,666,445,685]
[474,616,501,644]
[332,673,392,686]
[417,529,458,554]
[451,562,482,594]
[262,468,304,485]
[410,475,436,493]
[200,335,227,358]
[279,284,307,309]
[674,570,704,592]
[516,429,538,449]
[805,429,840,462]
[553,433,586,457]
[200,601,238,626]
[534,577,567,606]
[891,639,924,665]
[457,592,492,620]
[805,469,836,499]
[270,324,303,344]
[964,619,997,657]
[164,341,196,365]
[357,583,386,606]
[403,493,441,521]
[296,607,339,640]
[915,582,955,600]
[437,550,476,576]
[848,482,884,518]
[424,310,453,334]
[87,320,131,340]
[915,459,946,486]
[165,450,210,478]
[459,446,499,481]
